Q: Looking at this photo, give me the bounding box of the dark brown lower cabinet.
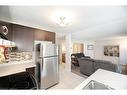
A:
[26,67,35,77]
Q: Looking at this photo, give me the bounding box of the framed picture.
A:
[104,45,119,57]
[87,45,94,50]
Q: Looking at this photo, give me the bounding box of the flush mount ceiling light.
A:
[56,16,69,27]
[51,10,74,27]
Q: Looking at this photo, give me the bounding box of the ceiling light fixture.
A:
[56,16,69,27]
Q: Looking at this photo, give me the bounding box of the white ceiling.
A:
[0,6,127,41]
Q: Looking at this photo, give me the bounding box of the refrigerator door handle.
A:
[40,58,43,72]
[40,44,43,57]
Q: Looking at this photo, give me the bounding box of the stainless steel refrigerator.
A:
[34,42,59,89]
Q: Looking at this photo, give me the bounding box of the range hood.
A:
[0,32,8,40]
[0,25,9,40]
[0,33,16,47]
[0,26,16,47]
[0,39,16,47]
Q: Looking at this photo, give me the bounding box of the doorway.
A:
[71,42,87,78]
[72,43,84,53]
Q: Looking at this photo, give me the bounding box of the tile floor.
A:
[49,63,86,89]
[71,64,88,78]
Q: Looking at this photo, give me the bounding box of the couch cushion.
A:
[80,57,94,61]
[71,53,85,58]
[78,58,94,76]
[94,60,116,72]
[77,53,85,58]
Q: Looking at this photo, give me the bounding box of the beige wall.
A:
[73,43,84,53]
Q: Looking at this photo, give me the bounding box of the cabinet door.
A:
[12,24,34,51]
[34,29,55,43]
[0,21,13,41]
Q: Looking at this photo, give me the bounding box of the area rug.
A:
[71,64,88,79]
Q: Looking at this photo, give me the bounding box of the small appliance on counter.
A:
[0,45,9,63]
[0,44,32,63]
[34,41,59,89]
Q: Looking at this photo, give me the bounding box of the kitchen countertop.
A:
[0,60,36,77]
[75,69,127,90]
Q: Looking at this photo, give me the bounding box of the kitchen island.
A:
[75,69,127,90]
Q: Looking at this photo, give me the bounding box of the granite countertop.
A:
[0,59,33,66]
[0,59,36,77]
[75,69,127,90]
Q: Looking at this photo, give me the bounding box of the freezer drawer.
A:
[41,56,59,89]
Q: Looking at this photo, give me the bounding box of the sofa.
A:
[78,58,123,76]
[71,53,90,66]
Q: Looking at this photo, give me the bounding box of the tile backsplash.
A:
[7,52,33,62]
[0,45,33,64]
[0,46,6,63]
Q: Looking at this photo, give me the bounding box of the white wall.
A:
[65,34,72,72]
[55,33,65,64]
[119,40,127,65]
[84,41,95,58]
[94,38,127,64]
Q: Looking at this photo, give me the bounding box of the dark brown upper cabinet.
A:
[12,25,55,51]
[0,21,13,41]
[34,29,55,43]
[0,21,55,52]
[12,24,34,52]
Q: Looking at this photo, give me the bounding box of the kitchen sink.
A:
[83,80,114,90]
